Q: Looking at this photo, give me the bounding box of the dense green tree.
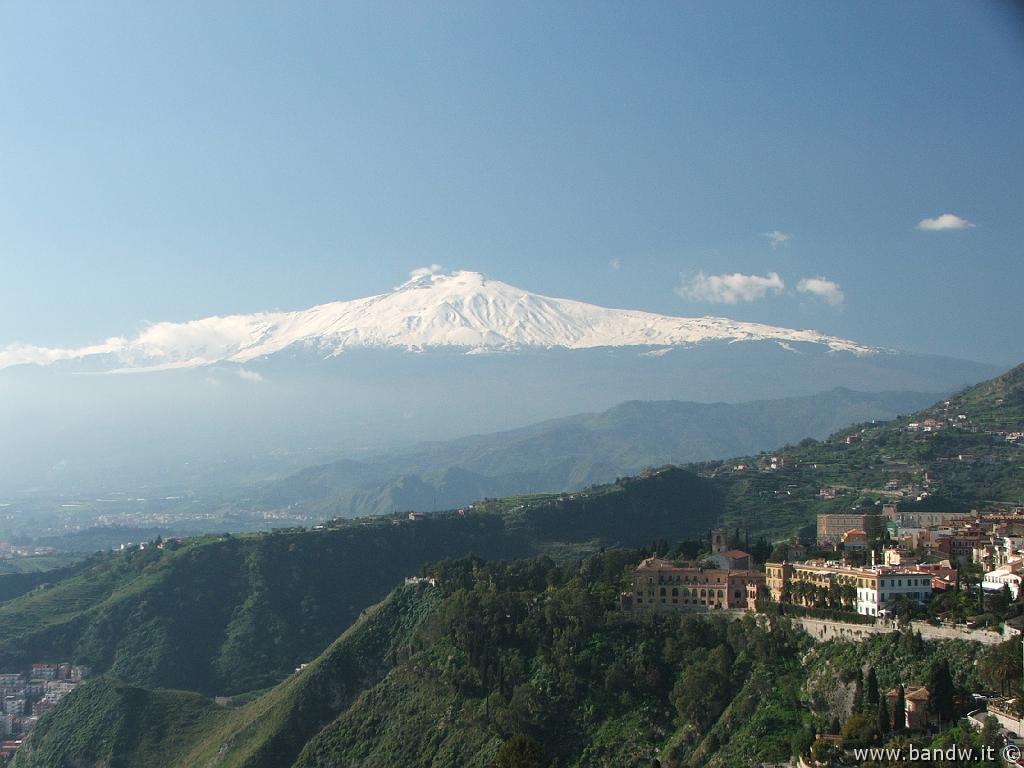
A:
[852,677,864,714]
[790,726,815,759]
[865,667,879,705]
[675,539,703,561]
[988,583,1013,617]
[840,713,876,746]
[730,528,743,550]
[671,645,734,729]
[811,738,842,766]
[492,734,550,768]
[750,537,772,564]
[980,638,1023,696]
[981,715,1002,758]
[876,695,890,739]
[928,658,955,724]
[841,585,857,610]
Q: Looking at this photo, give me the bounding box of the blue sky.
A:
[1,2,1021,365]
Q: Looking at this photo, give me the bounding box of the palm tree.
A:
[841,584,857,610]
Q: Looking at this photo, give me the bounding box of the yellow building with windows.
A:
[765,559,932,616]
[624,557,765,612]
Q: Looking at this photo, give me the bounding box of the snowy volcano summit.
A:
[0,270,876,371]
[0,270,998,496]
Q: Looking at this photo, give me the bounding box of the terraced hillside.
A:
[704,362,1024,538]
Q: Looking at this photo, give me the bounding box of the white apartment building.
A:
[983,562,1024,599]
[856,570,933,617]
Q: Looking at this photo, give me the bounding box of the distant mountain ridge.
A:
[256,387,942,517]
[0,270,877,371]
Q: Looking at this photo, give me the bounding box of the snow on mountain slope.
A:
[0,270,878,371]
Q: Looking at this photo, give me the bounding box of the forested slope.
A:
[15,552,1012,768]
[0,469,720,695]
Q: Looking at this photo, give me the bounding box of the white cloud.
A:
[916,213,975,231]
[407,264,444,281]
[0,337,125,369]
[397,264,446,290]
[763,230,791,249]
[236,368,265,383]
[676,271,785,304]
[609,258,621,271]
[797,276,845,307]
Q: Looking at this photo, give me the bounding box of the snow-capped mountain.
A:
[0,269,998,498]
[0,270,876,372]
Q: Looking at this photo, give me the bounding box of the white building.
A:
[855,570,933,617]
[983,567,1023,600]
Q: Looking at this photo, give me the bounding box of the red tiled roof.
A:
[887,685,929,702]
[905,686,930,702]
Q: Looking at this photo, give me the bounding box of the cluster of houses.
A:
[0,663,89,756]
[624,503,1024,621]
[0,542,57,559]
[621,522,944,618]
[814,504,1024,600]
[877,505,1024,599]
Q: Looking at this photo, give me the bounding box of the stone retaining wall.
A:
[790,616,1005,645]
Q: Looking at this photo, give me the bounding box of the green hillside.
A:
[0,556,91,602]
[0,554,83,576]
[258,388,939,517]
[0,468,720,695]
[12,584,436,768]
[10,678,223,768]
[14,551,1012,768]
[706,362,1024,538]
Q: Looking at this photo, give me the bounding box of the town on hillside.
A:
[621,505,1024,760]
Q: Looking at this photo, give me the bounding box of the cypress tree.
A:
[866,667,879,705]
[877,695,890,739]
[893,685,906,733]
[928,659,955,724]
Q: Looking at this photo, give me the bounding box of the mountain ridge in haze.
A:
[256,387,942,517]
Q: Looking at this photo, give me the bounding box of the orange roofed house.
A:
[842,529,869,552]
[887,685,931,731]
